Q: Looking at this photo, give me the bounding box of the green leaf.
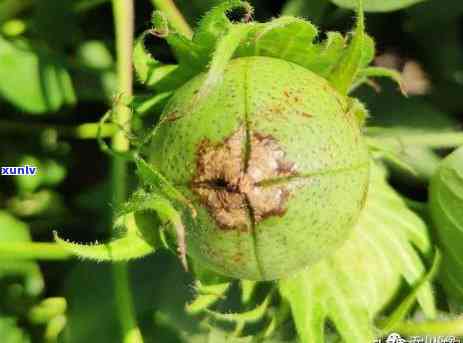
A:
[54,212,156,262]
[151,11,201,66]
[429,146,463,304]
[279,163,436,343]
[54,187,190,267]
[236,17,318,64]
[0,37,76,114]
[378,249,441,333]
[330,0,426,12]
[363,94,458,184]
[133,31,166,85]
[193,0,252,56]
[328,0,365,94]
[133,29,195,92]
[0,211,44,296]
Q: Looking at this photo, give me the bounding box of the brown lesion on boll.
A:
[191,126,297,231]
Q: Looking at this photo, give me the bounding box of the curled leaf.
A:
[279,163,436,343]
[328,0,365,94]
[429,146,463,304]
[53,213,155,262]
[186,282,231,315]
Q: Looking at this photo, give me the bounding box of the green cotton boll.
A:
[149,56,370,281]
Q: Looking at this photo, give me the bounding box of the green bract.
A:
[149,56,370,280]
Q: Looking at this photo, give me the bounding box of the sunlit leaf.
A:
[328,0,365,94]
[429,146,463,304]
[54,212,156,262]
[193,0,252,57]
[279,163,436,343]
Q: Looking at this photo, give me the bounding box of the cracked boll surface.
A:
[150,56,370,280]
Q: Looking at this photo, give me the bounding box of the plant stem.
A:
[0,120,117,139]
[111,1,143,343]
[151,0,193,38]
[0,242,72,260]
[392,317,463,336]
[366,131,463,149]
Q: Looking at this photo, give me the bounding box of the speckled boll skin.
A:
[149,56,370,280]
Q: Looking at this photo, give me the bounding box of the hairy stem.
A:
[0,242,72,260]
[151,0,193,38]
[111,1,143,342]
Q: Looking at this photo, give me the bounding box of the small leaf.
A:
[193,0,252,56]
[133,31,188,91]
[328,0,365,94]
[133,31,162,85]
[279,163,436,343]
[236,16,318,63]
[235,17,352,78]
[0,37,75,114]
[151,11,201,67]
[54,212,155,262]
[378,249,441,333]
[133,29,196,93]
[429,146,463,304]
[330,0,426,12]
